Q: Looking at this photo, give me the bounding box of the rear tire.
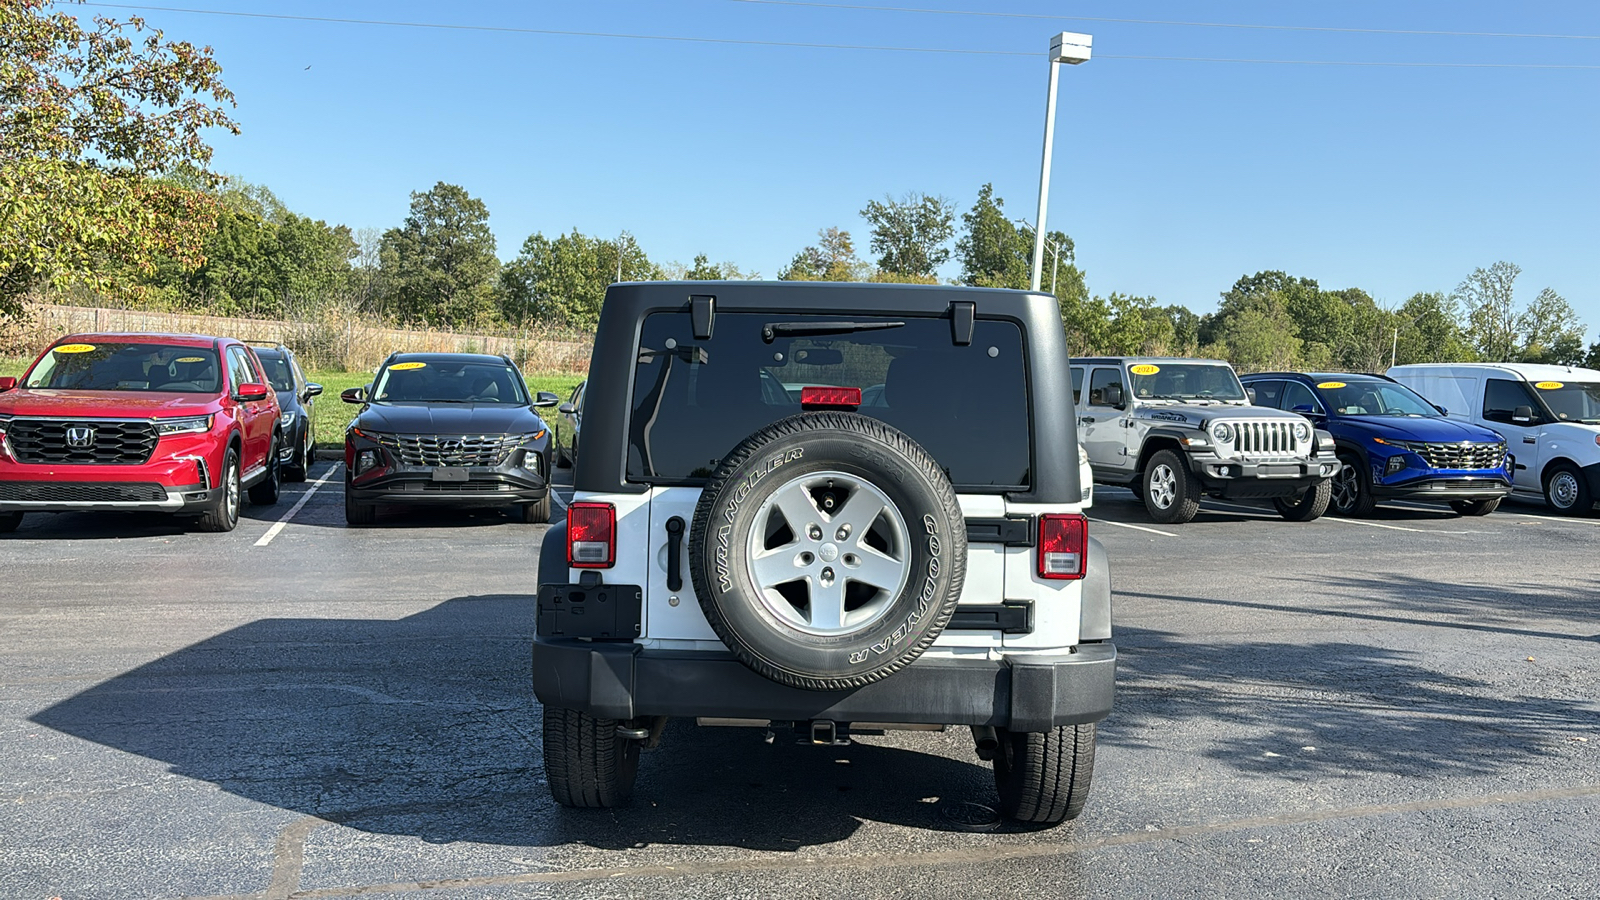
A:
[1450,497,1501,517]
[198,449,241,533]
[994,723,1097,825]
[0,511,23,534]
[543,707,640,808]
[1141,449,1200,524]
[1274,479,1332,521]
[1543,463,1593,516]
[344,479,376,526]
[248,440,281,505]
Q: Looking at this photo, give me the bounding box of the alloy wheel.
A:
[744,470,911,636]
[1148,464,1177,510]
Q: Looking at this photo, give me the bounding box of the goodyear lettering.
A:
[715,448,804,593]
[852,510,944,663]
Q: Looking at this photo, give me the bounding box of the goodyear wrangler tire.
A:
[687,412,967,691]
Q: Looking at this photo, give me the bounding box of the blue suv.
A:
[1240,373,1512,516]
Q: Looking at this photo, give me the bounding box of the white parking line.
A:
[1087,518,1177,537]
[1317,516,1481,535]
[254,463,341,547]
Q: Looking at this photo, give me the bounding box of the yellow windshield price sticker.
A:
[389,361,427,371]
[175,356,206,364]
[1535,381,1563,390]
[53,343,96,354]
[1129,364,1161,375]
[1317,381,1347,389]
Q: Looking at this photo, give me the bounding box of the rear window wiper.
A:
[762,320,904,342]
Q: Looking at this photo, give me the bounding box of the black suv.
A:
[250,343,323,481]
[342,352,559,525]
[534,282,1114,826]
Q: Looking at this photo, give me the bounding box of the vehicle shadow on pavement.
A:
[1108,617,1598,780]
[29,594,1009,851]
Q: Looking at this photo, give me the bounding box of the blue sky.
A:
[77,1,1600,330]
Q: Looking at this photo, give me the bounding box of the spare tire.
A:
[687,412,966,691]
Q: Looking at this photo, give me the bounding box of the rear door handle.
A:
[1079,416,1096,425]
[665,516,685,592]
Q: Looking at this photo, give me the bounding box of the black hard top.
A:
[574,281,1082,504]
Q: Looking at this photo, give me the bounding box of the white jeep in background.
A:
[1388,362,1600,514]
[1071,357,1339,524]
[533,281,1113,826]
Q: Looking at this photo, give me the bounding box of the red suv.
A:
[0,333,283,534]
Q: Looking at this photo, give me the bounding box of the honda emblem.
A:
[66,426,96,448]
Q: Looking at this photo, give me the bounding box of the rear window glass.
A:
[256,353,296,392]
[628,312,1030,490]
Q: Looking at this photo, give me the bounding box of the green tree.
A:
[270,213,357,309]
[1163,305,1202,355]
[377,182,500,328]
[1583,340,1600,371]
[1,0,239,316]
[1457,261,1521,363]
[1390,292,1474,367]
[499,228,661,329]
[1516,287,1586,365]
[956,184,1029,289]
[859,192,955,280]
[778,227,870,282]
[1206,293,1303,373]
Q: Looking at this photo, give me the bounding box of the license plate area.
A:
[431,467,469,482]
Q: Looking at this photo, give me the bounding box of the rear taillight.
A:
[1037,514,1087,580]
[568,502,616,568]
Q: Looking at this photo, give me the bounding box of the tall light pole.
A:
[1016,219,1062,294]
[1030,32,1092,292]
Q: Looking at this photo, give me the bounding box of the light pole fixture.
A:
[1031,31,1091,293]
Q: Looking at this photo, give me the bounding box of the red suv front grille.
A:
[5,418,158,465]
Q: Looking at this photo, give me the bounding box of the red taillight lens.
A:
[1037,514,1087,580]
[568,502,616,568]
[801,386,862,410]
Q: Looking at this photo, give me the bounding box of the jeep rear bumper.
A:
[531,639,1116,733]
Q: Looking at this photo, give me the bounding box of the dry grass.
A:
[0,302,593,373]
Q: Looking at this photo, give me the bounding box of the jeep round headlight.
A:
[1210,421,1235,443]
[1293,422,1311,442]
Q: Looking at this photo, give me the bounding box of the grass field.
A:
[0,356,586,451]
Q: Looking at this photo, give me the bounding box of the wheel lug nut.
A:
[835,524,851,541]
[808,524,823,541]
[820,567,835,586]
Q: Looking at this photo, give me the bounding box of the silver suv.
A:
[534,282,1114,826]
[1073,357,1338,523]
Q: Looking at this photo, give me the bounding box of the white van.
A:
[1387,363,1600,514]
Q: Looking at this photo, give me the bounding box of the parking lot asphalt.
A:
[2,466,1597,899]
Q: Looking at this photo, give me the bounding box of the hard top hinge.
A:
[691,294,716,340]
[949,300,975,345]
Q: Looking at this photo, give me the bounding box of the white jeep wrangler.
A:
[534,282,1114,825]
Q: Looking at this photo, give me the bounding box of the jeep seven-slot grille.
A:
[375,433,520,468]
[1389,440,1506,470]
[1225,420,1304,459]
[5,418,158,465]
[0,482,167,503]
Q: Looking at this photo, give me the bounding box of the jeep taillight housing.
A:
[568,502,616,568]
[1037,513,1087,580]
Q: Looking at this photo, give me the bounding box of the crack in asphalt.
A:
[200,780,1600,899]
